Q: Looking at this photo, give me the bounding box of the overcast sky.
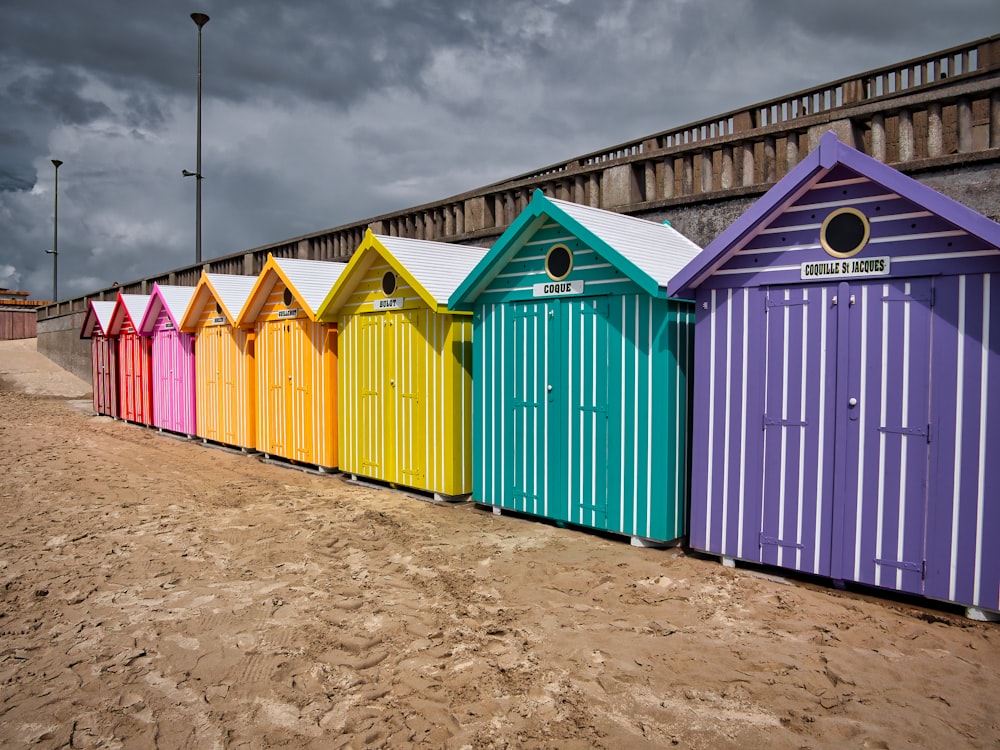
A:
[1,1,997,300]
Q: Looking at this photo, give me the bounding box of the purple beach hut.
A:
[668,131,1000,620]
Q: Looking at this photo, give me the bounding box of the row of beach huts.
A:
[79,133,1000,619]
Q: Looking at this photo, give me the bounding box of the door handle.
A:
[848,397,858,408]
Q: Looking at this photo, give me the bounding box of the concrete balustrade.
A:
[37,35,1000,381]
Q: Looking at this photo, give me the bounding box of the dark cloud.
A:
[0,0,997,300]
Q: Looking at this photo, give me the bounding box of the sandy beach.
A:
[0,338,997,749]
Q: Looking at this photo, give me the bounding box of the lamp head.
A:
[51,159,63,169]
[191,12,209,28]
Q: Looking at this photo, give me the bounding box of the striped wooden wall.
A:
[472,220,694,543]
[337,255,472,496]
[91,334,118,417]
[688,163,1000,611]
[117,322,153,425]
[254,281,337,469]
[150,308,196,435]
[193,301,255,450]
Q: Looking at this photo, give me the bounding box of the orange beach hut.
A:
[235,255,346,470]
[108,293,153,425]
[179,273,258,450]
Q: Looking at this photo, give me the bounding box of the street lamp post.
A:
[46,159,63,301]
[188,12,209,264]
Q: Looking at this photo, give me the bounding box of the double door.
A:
[355,310,425,486]
[759,278,932,594]
[508,297,610,527]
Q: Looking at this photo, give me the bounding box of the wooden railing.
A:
[39,34,1000,322]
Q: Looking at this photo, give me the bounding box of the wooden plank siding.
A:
[333,253,473,496]
[671,132,1000,614]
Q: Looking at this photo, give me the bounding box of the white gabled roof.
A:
[119,294,150,325]
[156,285,196,321]
[90,300,116,332]
[273,257,347,315]
[549,196,703,287]
[376,235,487,306]
[204,273,256,321]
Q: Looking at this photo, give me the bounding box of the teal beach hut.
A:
[450,190,702,545]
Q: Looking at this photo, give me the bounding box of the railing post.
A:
[898,109,915,162]
[927,104,944,157]
[991,91,1000,148]
[645,160,657,202]
[871,113,887,161]
[785,133,800,173]
[742,143,755,187]
[681,154,694,195]
[763,137,776,182]
[958,96,974,153]
[700,149,713,193]
[662,157,675,199]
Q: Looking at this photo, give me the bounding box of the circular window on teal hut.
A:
[282,288,293,307]
[821,208,870,259]
[545,244,573,281]
[381,271,397,296]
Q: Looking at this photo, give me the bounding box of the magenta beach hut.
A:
[79,299,119,417]
[138,284,197,436]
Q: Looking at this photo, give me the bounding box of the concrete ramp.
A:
[0,338,91,399]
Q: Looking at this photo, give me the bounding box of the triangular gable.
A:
[108,293,150,335]
[668,131,1000,298]
[317,229,488,320]
[234,254,347,327]
[449,189,702,308]
[178,272,257,332]
[137,284,196,335]
[79,300,117,339]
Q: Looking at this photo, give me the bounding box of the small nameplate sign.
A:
[374,297,404,311]
[801,257,890,281]
[211,316,226,325]
[533,280,584,297]
[162,321,175,330]
[277,308,299,319]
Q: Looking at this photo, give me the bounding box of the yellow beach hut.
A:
[235,254,346,470]
[316,230,487,499]
[178,272,258,450]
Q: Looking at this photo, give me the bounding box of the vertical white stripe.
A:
[720,292,732,553]
[895,282,913,591]
[949,276,966,600]
[737,291,749,559]
[646,299,653,538]
[632,296,639,535]
[974,275,989,605]
[777,291,791,568]
[875,285,890,586]
[853,286,870,580]
[592,300,598,528]
[543,303,549,517]
[813,288,828,573]
[705,290,716,547]
[500,305,506,507]
[620,296,626,534]
[795,289,809,570]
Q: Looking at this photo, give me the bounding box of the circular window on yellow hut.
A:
[381,271,397,296]
[282,288,293,307]
[821,208,870,258]
[545,244,573,281]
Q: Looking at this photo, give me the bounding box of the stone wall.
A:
[37,311,91,385]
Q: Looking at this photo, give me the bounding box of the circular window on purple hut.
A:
[545,244,573,281]
[821,207,870,259]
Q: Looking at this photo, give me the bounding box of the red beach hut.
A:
[108,293,153,425]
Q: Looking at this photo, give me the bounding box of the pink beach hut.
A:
[138,284,198,436]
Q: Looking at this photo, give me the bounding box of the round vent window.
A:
[381,271,397,296]
[215,302,223,316]
[282,288,293,307]
[545,244,573,281]
[821,208,870,258]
